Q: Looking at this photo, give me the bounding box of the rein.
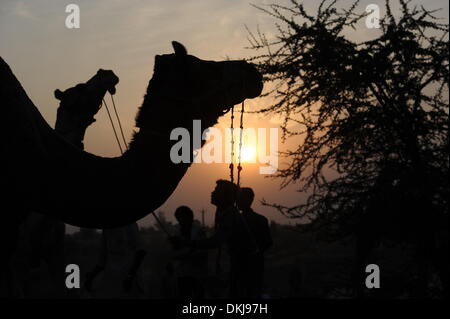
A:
[111,94,128,152]
[102,96,124,154]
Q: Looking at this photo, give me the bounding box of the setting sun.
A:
[238,145,257,163]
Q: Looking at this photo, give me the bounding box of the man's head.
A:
[174,206,194,227]
[237,187,255,211]
[210,179,238,208]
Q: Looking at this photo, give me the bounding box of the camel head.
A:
[54,69,119,129]
[135,41,263,132]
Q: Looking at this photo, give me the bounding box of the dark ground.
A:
[20,219,447,299]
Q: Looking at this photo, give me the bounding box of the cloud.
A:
[12,1,37,20]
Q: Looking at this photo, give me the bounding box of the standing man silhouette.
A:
[172,206,208,299]
[170,180,243,297]
[236,187,273,298]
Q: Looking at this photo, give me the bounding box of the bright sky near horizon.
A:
[1,0,447,232]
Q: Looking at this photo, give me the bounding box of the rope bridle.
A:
[228,101,245,187]
[102,94,127,155]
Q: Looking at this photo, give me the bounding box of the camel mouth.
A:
[218,70,263,115]
[244,63,263,98]
[220,105,234,115]
[108,86,117,95]
[105,72,119,95]
[228,62,263,103]
[225,69,263,107]
[245,80,263,99]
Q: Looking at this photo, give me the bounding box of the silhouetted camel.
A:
[0,41,263,296]
[10,70,119,297]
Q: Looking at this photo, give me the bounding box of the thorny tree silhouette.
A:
[247,0,448,297]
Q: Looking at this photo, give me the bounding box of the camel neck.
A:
[127,92,218,163]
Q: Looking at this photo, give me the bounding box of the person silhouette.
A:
[171,206,208,299]
[236,187,273,298]
[169,180,249,297]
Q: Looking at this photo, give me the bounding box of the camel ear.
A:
[54,89,64,100]
[172,41,187,56]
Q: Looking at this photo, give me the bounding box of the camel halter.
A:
[229,101,245,187]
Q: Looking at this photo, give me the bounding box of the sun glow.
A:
[238,145,257,163]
